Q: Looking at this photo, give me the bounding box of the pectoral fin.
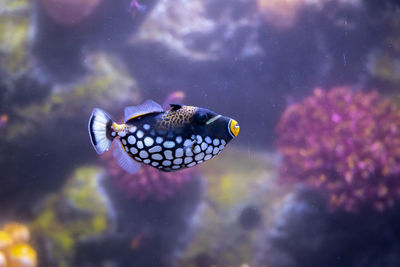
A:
[112,141,141,174]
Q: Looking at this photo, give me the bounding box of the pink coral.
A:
[102,147,197,202]
[40,0,101,25]
[277,87,400,212]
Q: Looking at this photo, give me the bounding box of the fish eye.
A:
[195,111,208,124]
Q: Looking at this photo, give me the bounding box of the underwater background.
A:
[1,0,400,266]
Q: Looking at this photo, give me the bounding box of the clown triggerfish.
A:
[88,100,240,173]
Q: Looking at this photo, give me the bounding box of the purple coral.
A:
[102,151,196,202]
[276,87,400,212]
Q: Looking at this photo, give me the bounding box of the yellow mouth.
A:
[229,119,240,137]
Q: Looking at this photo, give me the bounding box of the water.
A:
[1,0,400,266]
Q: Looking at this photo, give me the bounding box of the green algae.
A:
[5,52,141,141]
[181,147,287,267]
[0,0,31,76]
[30,166,110,265]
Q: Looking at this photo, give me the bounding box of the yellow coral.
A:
[8,243,37,267]
[0,223,37,267]
[0,251,7,267]
[0,232,13,250]
[29,167,109,265]
[3,223,30,244]
[0,0,31,76]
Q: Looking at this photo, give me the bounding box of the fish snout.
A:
[229,119,240,137]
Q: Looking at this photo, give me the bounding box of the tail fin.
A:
[88,108,114,154]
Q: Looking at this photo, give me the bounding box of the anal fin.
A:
[112,141,141,174]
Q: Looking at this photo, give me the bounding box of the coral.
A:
[256,0,361,28]
[75,167,204,266]
[277,87,400,212]
[102,150,197,201]
[29,166,111,266]
[259,187,400,267]
[180,148,284,267]
[39,0,102,25]
[0,0,32,77]
[0,51,140,215]
[0,222,37,267]
[368,51,400,84]
[130,0,261,61]
[257,0,312,29]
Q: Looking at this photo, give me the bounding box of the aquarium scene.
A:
[1,0,400,266]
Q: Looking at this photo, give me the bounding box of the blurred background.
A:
[1,0,400,266]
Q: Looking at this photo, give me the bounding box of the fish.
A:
[129,0,146,18]
[88,100,240,174]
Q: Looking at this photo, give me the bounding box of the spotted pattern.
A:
[118,122,227,172]
[157,106,197,129]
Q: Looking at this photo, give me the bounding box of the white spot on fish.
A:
[205,136,211,144]
[213,147,219,155]
[134,156,142,162]
[144,159,150,164]
[221,139,226,146]
[164,150,173,160]
[143,124,150,130]
[173,158,183,165]
[196,135,202,143]
[130,147,138,154]
[185,148,193,156]
[128,135,136,145]
[118,131,126,137]
[195,152,204,161]
[122,139,127,145]
[206,146,213,154]
[175,148,184,158]
[137,141,144,149]
[162,160,172,166]
[129,126,137,133]
[194,145,201,154]
[125,146,129,152]
[144,137,154,147]
[201,142,207,151]
[149,146,162,153]
[137,130,144,139]
[204,154,212,161]
[112,132,116,136]
[183,139,193,147]
[151,162,159,167]
[187,162,196,167]
[156,137,163,144]
[176,136,182,144]
[139,151,148,158]
[172,165,180,169]
[213,139,220,146]
[163,141,175,148]
[184,157,193,164]
[151,154,163,160]
[219,144,225,150]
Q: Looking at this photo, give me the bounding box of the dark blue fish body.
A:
[89,100,239,173]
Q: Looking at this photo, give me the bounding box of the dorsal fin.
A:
[170,103,182,111]
[124,99,164,122]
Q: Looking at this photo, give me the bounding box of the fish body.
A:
[88,100,239,173]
